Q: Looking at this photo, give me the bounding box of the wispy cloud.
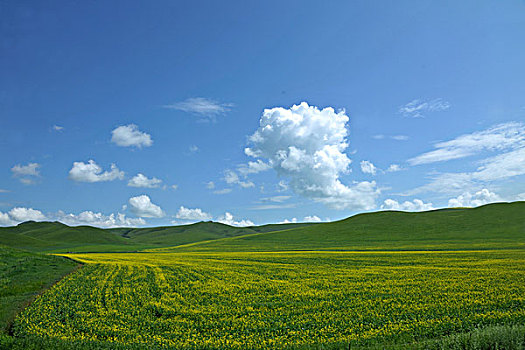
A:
[399,98,450,118]
[408,122,525,165]
[259,195,291,203]
[163,97,234,122]
[213,188,232,195]
[250,203,296,210]
[372,134,408,141]
[11,163,40,185]
[52,125,64,131]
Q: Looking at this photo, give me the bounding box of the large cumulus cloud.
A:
[244,102,379,210]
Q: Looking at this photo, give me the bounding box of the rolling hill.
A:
[0,202,523,253]
[157,201,525,252]
[0,220,313,253]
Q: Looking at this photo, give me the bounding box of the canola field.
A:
[12,250,525,349]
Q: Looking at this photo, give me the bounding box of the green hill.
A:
[1,202,523,253]
[160,201,525,252]
[0,220,312,253]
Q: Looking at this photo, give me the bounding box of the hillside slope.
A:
[0,220,312,253]
[162,202,525,252]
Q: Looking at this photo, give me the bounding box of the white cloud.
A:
[399,98,450,118]
[8,207,46,222]
[19,178,37,185]
[387,164,402,172]
[304,215,322,222]
[0,189,9,193]
[0,212,15,226]
[111,124,152,148]
[245,102,379,210]
[163,97,234,122]
[69,160,124,183]
[217,212,254,227]
[408,122,525,165]
[373,134,408,141]
[128,173,162,188]
[280,217,297,224]
[250,203,296,210]
[206,181,215,189]
[52,125,64,131]
[224,170,254,188]
[189,145,199,153]
[406,122,525,196]
[391,135,409,141]
[128,195,164,218]
[56,211,145,228]
[12,163,40,177]
[213,188,232,195]
[171,184,178,190]
[259,195,291,203]
[360,160,378,175]
[277,180,289,192]
[175,206,212,221]
[448,189,503,208]
[237,160,271,176]
[381,199,434,212]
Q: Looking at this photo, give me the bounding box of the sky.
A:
[1,1,525,227]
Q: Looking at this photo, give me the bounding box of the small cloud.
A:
[189,145,199,153]
[12,163,40,177]
[8,207,47,222]
[52,125,64,131]
[69,160,124,183]
[111,124,152,148]
[128,195,165,218]
[213,188,232,195]
[56,210,145,227]
[387,164,402,172]
[259,195,291,203]
[217,212,254,227]
[360,160,378,175]
[280,215,323,223]
[391,135,409,141]
[0,189,9,193]
[11,162,40,185]
[128,173,162,188]
[448,189,502,208]
[372,134,385,140]
[381,198,434,212]
[303,215,322,222]
[206,181,215,189]
[250,203,296,210]
[224,169,254,188]
[399,98,450,118]
[163,97,234,122]
[277,180,288,192]
[171,184,178,190]
[237,160,271,176]
[175,206,212,221]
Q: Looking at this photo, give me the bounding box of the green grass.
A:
[158,202,525,252]
[0,220,313,253]
[0,246,78,338]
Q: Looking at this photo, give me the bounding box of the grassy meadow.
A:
[1,202,525,349]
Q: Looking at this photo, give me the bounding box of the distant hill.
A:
[158,202,525,252]
[0,220,313,253]
[1,202,523,253]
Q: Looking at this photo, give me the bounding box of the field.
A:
[0,247,77,338]
[10,249,525,349]
[2,202,525,349]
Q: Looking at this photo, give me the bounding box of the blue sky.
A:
[1,1,525,227]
